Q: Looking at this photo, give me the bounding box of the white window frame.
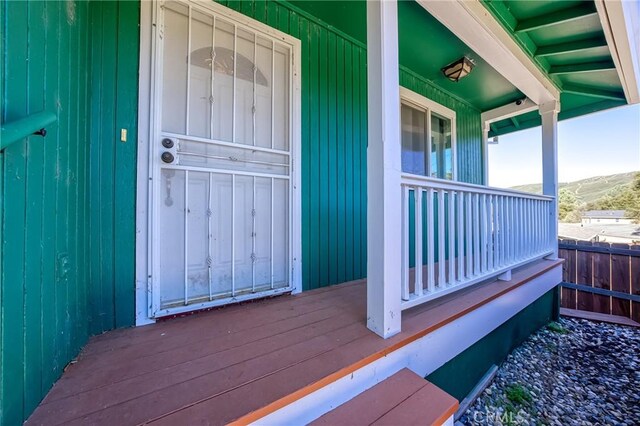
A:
[400,87,457,181]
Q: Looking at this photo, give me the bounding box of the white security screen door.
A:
[149,0,298,317]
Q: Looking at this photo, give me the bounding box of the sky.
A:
[488,104,640,188]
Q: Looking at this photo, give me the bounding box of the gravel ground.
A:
[459,317,640,426]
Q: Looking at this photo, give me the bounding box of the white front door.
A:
[149,0,300,317]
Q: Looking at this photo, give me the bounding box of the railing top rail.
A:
[400,173,554,201]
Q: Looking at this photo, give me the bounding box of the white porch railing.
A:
[400,175,555,310]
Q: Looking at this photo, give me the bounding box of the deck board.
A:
[43,285,365,403]
[28,260,561,426]
[372,381,457,426]
[311,369,432,426]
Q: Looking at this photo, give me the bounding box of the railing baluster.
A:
[480,194,487,274]
[438,190,446,288]
[519,199,524,258]
[427,188,435,293]
[516,198,522,260]
[503,197,508,265]
[548,200,553,249]
[499,195,505,268]
[401,185,409,301]
[530,199,535,255]
[473,193,480,276]
[535,200,540,254]
[536,200,541,253]
[465,192,472,279]
[523,199,533,257]
[522,198,527,257]
[415,188,423,297]
[530,199,535,254]
[541,201,545,252]
[488,195,495,272]
[540,201,544,252]
[522,198,528,258]
[527,199,533,256]
[511,197,517,263]
[457,191,464,282]
[525,199,530,256]
[448,191,456,285]
[505,196,510,264]
[506,197,512,264]
[540,201,546,253]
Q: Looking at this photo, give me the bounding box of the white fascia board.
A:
[480,98,539,124]
[595,0,640,104]
[416,0,560,105]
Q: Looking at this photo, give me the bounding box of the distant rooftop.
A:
[559,223,640,242]
[582,210,629,219]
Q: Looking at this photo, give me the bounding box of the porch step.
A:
[310,368,458,426]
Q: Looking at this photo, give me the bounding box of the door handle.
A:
[161,151,174,163]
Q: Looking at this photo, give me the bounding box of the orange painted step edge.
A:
[429,400,459,426]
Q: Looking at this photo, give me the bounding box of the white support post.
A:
[482,121,490,185]
[366,0,402,338]
[540,100,560,260]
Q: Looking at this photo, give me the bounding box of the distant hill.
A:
[510,171,638,205]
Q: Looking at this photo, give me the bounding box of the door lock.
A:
[161,152,175,163]
[162,138,174,148]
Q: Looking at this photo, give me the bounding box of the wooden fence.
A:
[558,240,640,323]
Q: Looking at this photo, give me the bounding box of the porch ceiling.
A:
[291,0,633,138]
[290,0,525,111]
[482,0,628,137]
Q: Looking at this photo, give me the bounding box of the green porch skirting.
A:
[427,287,560,401]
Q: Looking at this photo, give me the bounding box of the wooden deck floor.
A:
[27,259,561,426]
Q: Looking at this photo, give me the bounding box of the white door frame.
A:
[136,0,302,325]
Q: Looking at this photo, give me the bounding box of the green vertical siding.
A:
[1,2,91,422]
[1,1,483,422]
[0,2,139,424]
[219,0,483,289]
[88,1,139,334]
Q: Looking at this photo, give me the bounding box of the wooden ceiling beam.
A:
[562,83,626,101]
[535,38,608,58]
[516,4,597,33]
[549,61,616,75]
